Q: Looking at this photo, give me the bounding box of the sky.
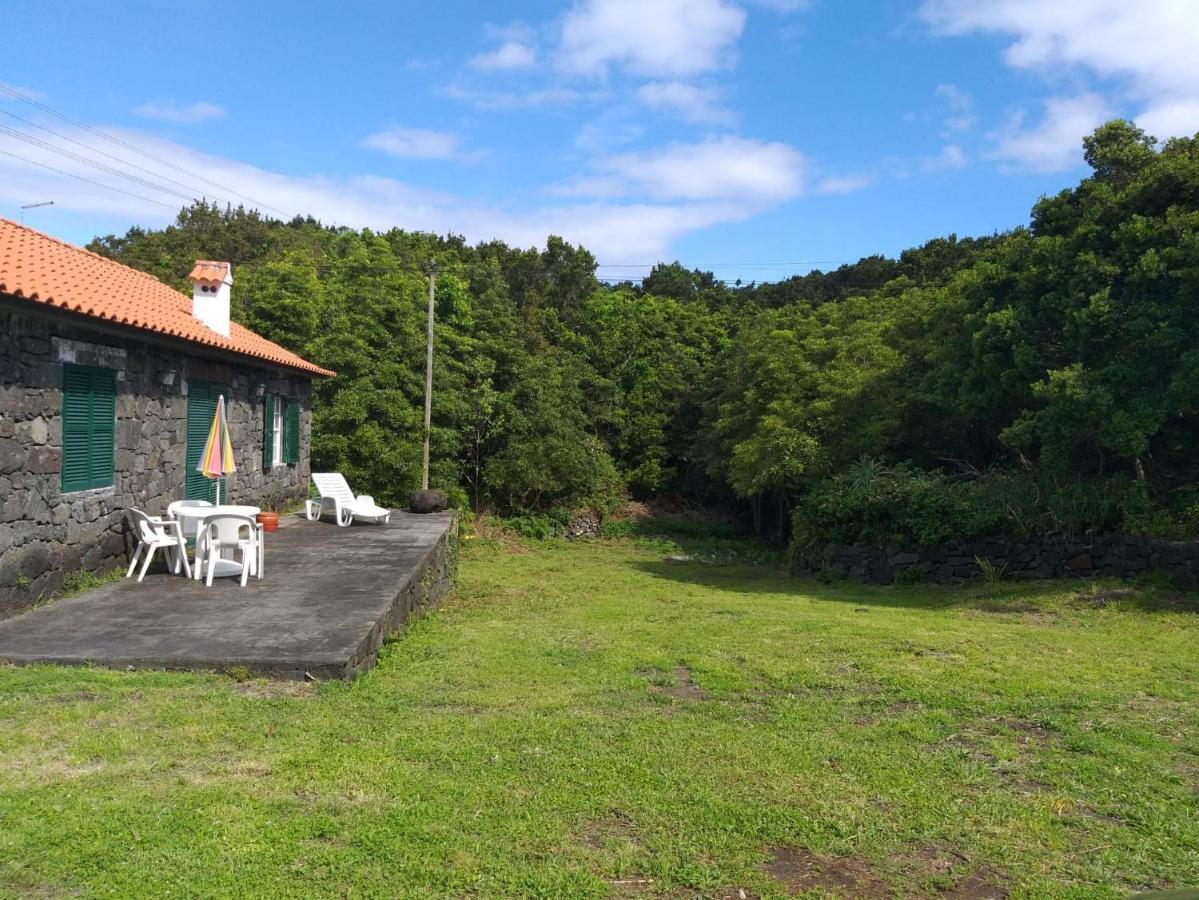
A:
[3,0,1199,284]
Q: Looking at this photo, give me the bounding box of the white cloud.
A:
[747,0,810,10]
[0,81,46,101]
[635,81,733,125]
[575,109,645,153]
[359,126,479,161]
[990,94,1111,173]
[0,123,798,263]
[554,136,807,203]
[558,0,746,77]
[812,173,874,195]
[440,82,608,112]
[133,100,226,124]
[934,83,976,135]
[483,22,537,43]
[470,40,536,71]
[921,0,1199,140]
[1137,97,1199,141]
[923,143,968,171]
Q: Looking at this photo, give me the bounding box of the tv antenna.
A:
[20,200,53,224]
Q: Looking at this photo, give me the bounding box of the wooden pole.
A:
[422,261,437,491]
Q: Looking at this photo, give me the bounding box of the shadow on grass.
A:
[629,558,1199,615]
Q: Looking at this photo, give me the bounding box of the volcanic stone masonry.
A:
[0,309,313,617]
[792,533,1199,588]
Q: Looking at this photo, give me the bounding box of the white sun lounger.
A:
[306,473,391,527]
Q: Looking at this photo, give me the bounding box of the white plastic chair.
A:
[197,514,263,587]
[126,509,191,582]
[168,499,214,541]
[306,473,391,527]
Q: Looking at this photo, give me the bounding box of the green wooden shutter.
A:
[284,399,301,464]
[62,365,94,492]
[88,369,116,489]
[61,364,115,493]
[185,380,227,501]
[263,395,275,469]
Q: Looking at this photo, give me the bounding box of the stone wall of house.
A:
[791,534,1199,588]
[0,308,316,617]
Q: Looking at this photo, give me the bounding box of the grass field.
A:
[1,527,1197,898]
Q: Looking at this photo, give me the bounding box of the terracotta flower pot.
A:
[256,511,280,533]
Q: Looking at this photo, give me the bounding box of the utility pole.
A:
[422,260,437,491]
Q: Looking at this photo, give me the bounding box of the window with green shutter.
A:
[185,380,227,502]
[283,398,301,464]
[263,394,276,469]
[61,364,116,493]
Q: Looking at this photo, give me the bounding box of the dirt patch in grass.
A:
[969,599,1062,624]
[764,848,889,897]
[0,752,108,784]
[763,844,1008,898]
[929,717,1061,797]
[1,882,78,899]
[973,598,1041,615]
[1073,587,1138,609]
[582,810,658,897]
[902,845,1008,899]
[181,758,274,787]
[910,647,967,664]
[644,666,708,702]
[48,691,103,704]
[1004,718,1054,745]
[464,518,532,555]
[604,876,659,897]
[583,809,642,850]
[853,700,924,726]
[1073,587,1199,613]
[234,680,317,700]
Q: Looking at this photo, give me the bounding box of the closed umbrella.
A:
[197,394,236,505]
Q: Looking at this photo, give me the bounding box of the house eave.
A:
[0,293,328,380]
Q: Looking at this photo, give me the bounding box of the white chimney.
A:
[189,260,233,337]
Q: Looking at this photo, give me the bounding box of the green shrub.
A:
[893,566,927,586]
[441,485,471,511]
[793,458,1193,548]
[504,512,566,540]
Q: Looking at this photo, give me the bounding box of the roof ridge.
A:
[0,216,335,377]
[0,214,175,289]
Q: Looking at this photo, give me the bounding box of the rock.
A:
[409,489,449,514]
[0,437,27,474]
[666,554,693,563]
[27,446,61,474]
[1065,552,1092,573]
[565,508,601,539]
[15,417,49,445]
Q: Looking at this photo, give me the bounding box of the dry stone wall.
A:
[792,534,1199,588]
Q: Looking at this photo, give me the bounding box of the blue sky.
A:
[3,0,1198,283]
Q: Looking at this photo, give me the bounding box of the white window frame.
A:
[271,397,284,468]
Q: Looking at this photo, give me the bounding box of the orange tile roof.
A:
[188,260,231,283]
[0,217,333,377]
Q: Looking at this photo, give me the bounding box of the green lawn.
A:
[1,531,1197,898]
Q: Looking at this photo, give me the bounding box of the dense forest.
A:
[89,121,1199,548]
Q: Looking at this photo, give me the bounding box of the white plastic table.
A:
[173,504,262,581]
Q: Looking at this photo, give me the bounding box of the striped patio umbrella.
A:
[197,394,236,505]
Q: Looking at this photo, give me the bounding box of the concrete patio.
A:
[0,511,457,680]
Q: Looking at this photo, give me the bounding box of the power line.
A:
[0,83,291,218]
[0,107,250,211]
[595,261,853,268]
[0,146,179,211]
[0,123,205,205]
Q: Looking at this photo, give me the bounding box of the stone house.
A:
[0,217,334,616]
